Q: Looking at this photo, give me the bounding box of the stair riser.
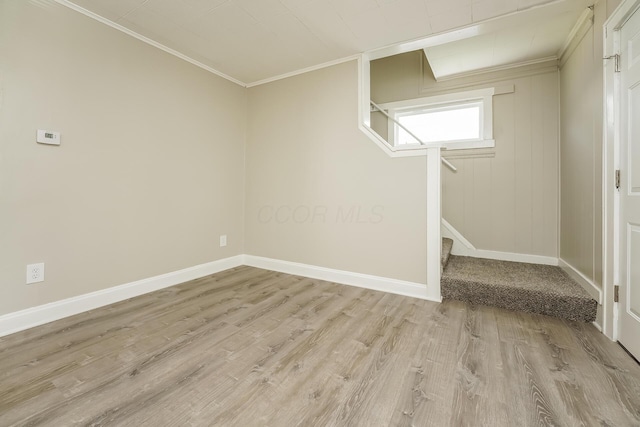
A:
[441,279,597,322]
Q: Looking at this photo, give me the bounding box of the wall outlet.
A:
[26,263,45,284]
[220,235,227,247]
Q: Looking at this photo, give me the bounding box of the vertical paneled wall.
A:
[560,26,597,282]
[371,53,559,258]
[559,0,621,298]
[442,73,559,256]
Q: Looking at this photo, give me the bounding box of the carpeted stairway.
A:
[441,237,453,274]
[440,240,597,322]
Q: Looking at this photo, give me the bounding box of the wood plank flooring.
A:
[1,266,639,426]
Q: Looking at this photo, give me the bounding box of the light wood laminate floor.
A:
[1,266,639,426]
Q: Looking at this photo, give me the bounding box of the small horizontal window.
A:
[380,88,495,151]
[396,102,481,145]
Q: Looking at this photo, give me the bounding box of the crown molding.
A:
[558,6,594,67]
[55,1,362,89]
[245,55,360,88]
[54,0,247,87]
[434,56,558,82]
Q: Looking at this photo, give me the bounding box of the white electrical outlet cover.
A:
[26,263,45,284]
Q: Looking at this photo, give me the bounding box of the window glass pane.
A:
[397,105,480,145]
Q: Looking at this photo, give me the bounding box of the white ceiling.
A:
[424,0,589,79]
[63,0,588,85]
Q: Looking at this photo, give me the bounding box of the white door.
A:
[619,5,640,360]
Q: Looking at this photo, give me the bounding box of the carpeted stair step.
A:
[441,256,597,322]
[441,238,453,273]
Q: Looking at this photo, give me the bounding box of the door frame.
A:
[603,0,640,340]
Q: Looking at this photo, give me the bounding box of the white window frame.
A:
[381,88,495,151]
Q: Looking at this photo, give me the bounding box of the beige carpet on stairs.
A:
[441,255,597,322]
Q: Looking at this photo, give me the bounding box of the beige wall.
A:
[0,1,246,316]
[559,0,620,297]
[560,18,598,286]
[371,52,560,257]
[245,61,428,284]
[2,0,619,320]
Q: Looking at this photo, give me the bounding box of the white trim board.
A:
[558,259,603,304]
[0,256,244,338]
[366,0,591,61]
[54,0,246,87]
[558,7,594,67]
[442,218,476,251]
[426,147,443,300]
[434,56,558,82]
[470,250,558,265]
[243,255,439,303]
[0,254,441,338]
[55,0,361,89]
[592,320,603,332]
[245,55,360,88]
[441,219,558,265]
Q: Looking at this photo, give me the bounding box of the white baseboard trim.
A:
[441,219,476,251]
[558,258,603,304]
[442,220,558,265]
[0,252,604,339]
[472,250,558,266]
[592,320,603,332]
[0,255,244,338]
[243,255,440,303]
